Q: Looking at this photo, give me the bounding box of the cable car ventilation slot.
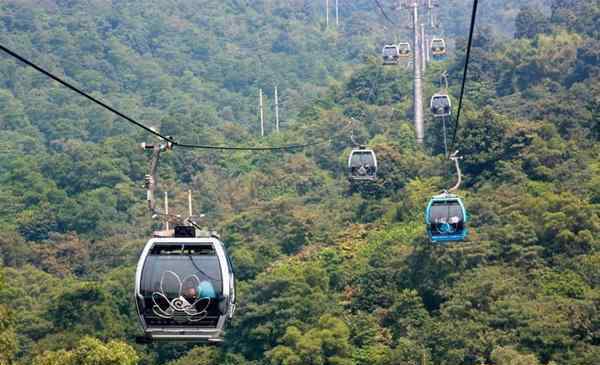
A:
[150,245,216,256]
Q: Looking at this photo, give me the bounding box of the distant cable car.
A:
[398,42,411,58]
[135,227,235,343]
[430,93,451,117]
[382,45,400,65]
[425,193,468,243]
[348,147,377,181]
[431,38,447,59]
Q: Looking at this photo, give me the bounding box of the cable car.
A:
[348,148,377,181]
[398,42,411,58]
[425,193,468,243]
[135,226,235,343]
[430,93,451,117]
[431,38,447,59]
[382,45,400,65]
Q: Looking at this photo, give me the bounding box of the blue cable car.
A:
[425,193,468,243]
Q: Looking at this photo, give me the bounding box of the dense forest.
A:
[0,0,599,364]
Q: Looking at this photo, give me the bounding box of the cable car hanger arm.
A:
[142,141,172,215]
[448,150,463,193]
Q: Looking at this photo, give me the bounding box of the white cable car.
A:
[135,226,235,343]
[430,93,452,117]
[348,148,378,181]
[431,38,447,59]
[382,45,400,65]
[398,42,411,58]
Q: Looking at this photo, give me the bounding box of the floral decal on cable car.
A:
[151,271,213,322]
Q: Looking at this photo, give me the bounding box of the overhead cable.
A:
[0,44,329,151]
[448,0,479,155]
[372,0,398,26]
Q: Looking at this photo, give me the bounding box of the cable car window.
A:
[430,201,463,223]
[432,96,448,109]
[139,245,223,327]
[350,152,374,167]
[141,254,222,297]
[383,47,398,56]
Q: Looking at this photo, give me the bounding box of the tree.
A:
[45,283,125,338]
[32,337,138,365]
[490,347,540,365]
[515,7,549,39]
[382,289,431,341]
[266,315,353,365]
[0,269,17,365]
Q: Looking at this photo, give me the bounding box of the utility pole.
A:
[335,0,339,26]
[259,88,264,137]
[164,192,170,232]
[430,0,435,28]
[412,1,424,144]
[421,23,427,73]
[326,0,329,27]
[426,34,431,63]
[274,85,280,133]
[188,190,193,218]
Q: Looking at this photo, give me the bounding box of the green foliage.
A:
[266,315,353,365]
[31,337,138,365]
[0,269,17,365]
[0,1,599,365]
[45,282,126,339]
[515,6,550,39]
[490,347,541,365]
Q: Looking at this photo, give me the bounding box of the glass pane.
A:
[351,152,374,167]
[141,255,222,298]
[384,48,397,56]
[139,245,224,327]
[430,201,464,222]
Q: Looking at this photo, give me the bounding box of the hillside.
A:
[0,1,599,365]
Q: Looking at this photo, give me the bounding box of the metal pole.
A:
[335,0,339,26]
[413,2,424,144]
[442,116,448,156]
[426,35,431,63]
[259,88,264,137]
[326,0,329,27]
[188,190,193,218]
[421,23,427,73]
[164,192,169,232]
[274,85,280,133]
[428,0,435,28]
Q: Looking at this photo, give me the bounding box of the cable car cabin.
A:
[398,42,411,58]
[430,93,452,117]
[425,193,468,243]
[348,148,377,181]
[382,45,400,65]
[431,38,447,59]
[135,228,235,343]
